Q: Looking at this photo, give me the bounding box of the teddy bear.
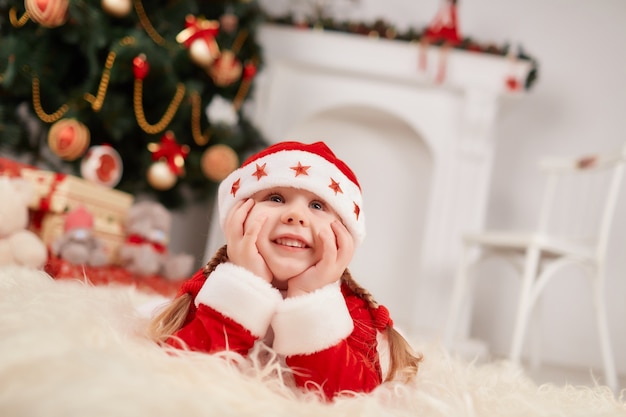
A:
[118,200,194,281]
[50,205,109,267]
[0,177,48,269]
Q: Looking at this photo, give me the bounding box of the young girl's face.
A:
[247,186,342,286]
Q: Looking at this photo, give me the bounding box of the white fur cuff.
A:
[194,263,282,337]
[271,282,353,356]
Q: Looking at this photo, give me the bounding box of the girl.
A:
[148,141,422,400]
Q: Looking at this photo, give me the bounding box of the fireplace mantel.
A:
[207,23,533,336]
[254,24,533,96]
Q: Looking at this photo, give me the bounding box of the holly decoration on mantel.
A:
[267,4,539,91]
[0,0,267,208]
[419,0,462,84]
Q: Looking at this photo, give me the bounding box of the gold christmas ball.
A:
[201,144,239,182]
[209,50,243,87]
[48,118,90,161]
[147,160,177,190]
[26,0,69,28]
[101,0,132,18]
[189,39,219,68]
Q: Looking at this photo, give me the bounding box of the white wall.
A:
[256,0,626,374]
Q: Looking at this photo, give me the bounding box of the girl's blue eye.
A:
[268,194,283,203]
[311,201,324,210]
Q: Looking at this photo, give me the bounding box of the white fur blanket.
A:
[1,266,624,417]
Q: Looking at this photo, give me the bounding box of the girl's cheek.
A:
[248,204,269,220]
[313,221,335,245]
[245,205,272,231]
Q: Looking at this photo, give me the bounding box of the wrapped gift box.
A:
[0,156,34,177]
[21,168,134,264]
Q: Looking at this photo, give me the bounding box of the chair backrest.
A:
[535,144,626,257]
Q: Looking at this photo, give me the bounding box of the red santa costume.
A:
[167,141,395,400]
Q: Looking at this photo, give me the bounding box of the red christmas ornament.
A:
[26,0,69,28]
[242,62,257,80]
[209,50,243,87]
[176,15,221,68]
[48,118,90,161]
[504,44,523,93]
[80,145,123,188]
[505,76,521,92]
[147,131,190,176]
[133,54,150,80]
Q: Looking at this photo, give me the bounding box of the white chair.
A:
[445,144,626,392]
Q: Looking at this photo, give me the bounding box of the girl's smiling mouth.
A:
[273,237,310,249]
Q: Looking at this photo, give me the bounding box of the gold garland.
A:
[32,77,69,123]
[84,37,135,112]
[133,0,166,46]
[229,30,251,111]
[233,56,258,111]
[231,29,248,54]
[190,92,211,146]
[22,6,254,139]
[189,29,250,144]
[9,7,30,28]
[133,78,186,135]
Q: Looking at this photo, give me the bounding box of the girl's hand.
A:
[286,220,354,297]
[223,199,273,283]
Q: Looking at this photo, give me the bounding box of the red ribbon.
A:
[125,234,167,254]
[149,131,189,176]
[176,270,207,298]
[177,15,220,48]
[372,305,393,331]
[30,172,67,230]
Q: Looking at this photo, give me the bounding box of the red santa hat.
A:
[218,141,366,245]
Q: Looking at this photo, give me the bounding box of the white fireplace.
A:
[205,24,533,338]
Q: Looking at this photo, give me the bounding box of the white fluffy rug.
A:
[1,266,625,417]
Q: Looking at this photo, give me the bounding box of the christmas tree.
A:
[0,0,268,207]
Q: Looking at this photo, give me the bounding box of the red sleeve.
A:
[272,282,382,400]
[167,262,282,356]
[286,338,381,400]
[168,304,257,355]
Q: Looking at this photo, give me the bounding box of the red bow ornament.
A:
[148,131,190,176]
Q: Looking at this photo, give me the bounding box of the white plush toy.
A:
[0,177,48,268]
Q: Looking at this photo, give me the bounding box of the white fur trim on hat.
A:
[194,263,282,338]
[270,282,353,356]
[217,141,366,245]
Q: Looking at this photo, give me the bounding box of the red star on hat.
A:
[252,163,267,180]
[231,178,241,196]
[353,202,361,220]
[329,178,342,195]
[290,161,310,177]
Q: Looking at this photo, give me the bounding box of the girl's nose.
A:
[282,207,306,226]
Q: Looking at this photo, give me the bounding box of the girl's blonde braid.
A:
[203,244,230,275]
[341,269,423,382]
[147,245,230,343]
